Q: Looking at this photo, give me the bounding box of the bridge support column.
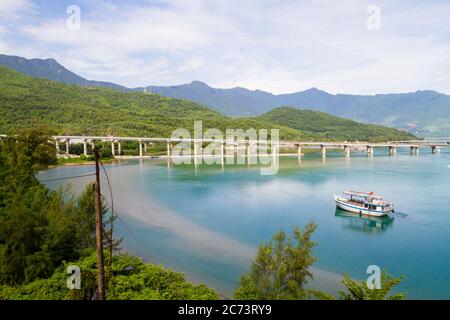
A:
[139,140,143,157]
[249,142,258,164]
[343,145,350,157]
[389,146,397,156]
[431,146,441,154]
[410,146,419,155]
[55,139,60,156]
[91,140,95,153]
[117,141,121,156]
[367,146,374,157]
[65,139,70,156]
[111,140,115,157]
[271,143,278,157]
[144,143,148,154]
[167,141,172,158]
[194,141,202,165]
[297,144,302,157]
[83,139,88,156]
[194,141,202,157]
[320,145,326,158]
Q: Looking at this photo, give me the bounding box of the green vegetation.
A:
[234,223,324,300]
[0,252,217,300]
[339,272,406,300]
[0,129,407,300]
[0,67,416,142]
[0,128,218,300]
[0,67,303,140]
[234,224,406,300]
[258,107,417,142]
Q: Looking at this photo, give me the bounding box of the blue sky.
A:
[1,0,450,94]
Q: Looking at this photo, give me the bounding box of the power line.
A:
[99,159,115,285]
[101,195,152,261]
[39,172,96,182]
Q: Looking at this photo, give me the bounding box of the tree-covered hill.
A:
[257,107,417,142]
[0,67,416,142]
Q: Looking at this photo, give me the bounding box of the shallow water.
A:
[39,148,450,299]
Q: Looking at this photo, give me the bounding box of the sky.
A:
[1,0,450,94]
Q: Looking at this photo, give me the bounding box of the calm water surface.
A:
[40,149,450,299]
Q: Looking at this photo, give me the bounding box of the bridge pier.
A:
[194,141,202,157]
[91,140,95,153]
[271,143,279,157]
[139,140,143,157]
[167,141,172,157]
[320,145,326,158]
[65,139,70,156]
[431,146,441,154]
[221,142,225,159]
[389,146,397,156]
[367,145,374,157]
[55,138,60,156]
[83,139,88,156]
[343,145,350,157]
[111,140,116,157]
[117,141,121,156]
[410,146,419,155]
[297,144,302,157]
[194,141,202,165]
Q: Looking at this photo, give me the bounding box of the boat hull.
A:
[334,196,391,217]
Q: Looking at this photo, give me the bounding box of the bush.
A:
[0,252,218,300]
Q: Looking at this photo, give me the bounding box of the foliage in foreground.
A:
[234,224,406,300]
[0,128,116,286]
[234,223,320,299]
[0,252,218,300]
[0,128,217,300]
[339,272,406,300]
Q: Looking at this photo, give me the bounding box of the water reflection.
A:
[334,208,394,233]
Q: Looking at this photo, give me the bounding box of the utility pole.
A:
[93,148,106,300]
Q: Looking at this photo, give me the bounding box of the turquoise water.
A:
[40,148,450,299]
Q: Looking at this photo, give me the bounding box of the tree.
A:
[0,252,218,300]
[339,271,406,300]
[234,222,320,300]
[0,129,107,285]
[0,126,57,216]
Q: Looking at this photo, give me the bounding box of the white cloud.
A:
[0,0,31,19]
[1,0,450,94]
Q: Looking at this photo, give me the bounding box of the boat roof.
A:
[344,191,383,198]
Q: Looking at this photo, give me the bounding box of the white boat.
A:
[334,191,394,217]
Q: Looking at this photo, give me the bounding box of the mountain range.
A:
[1,54,449,137]
[0,66,415,143]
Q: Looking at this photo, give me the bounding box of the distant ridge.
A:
[1,53,449,136]
[143,82,450,137]
[0,54,130,92]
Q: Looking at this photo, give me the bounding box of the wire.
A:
[39,172,96,182]
[101,195,152,261]
[99,159,114,267]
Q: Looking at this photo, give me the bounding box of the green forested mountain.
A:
[0,67,416,142]
[1,54,448,137]
[145,82,450,137]
[257,107,417,142]
[0,54,130,92]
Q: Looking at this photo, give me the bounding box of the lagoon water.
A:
[40,149,450,299]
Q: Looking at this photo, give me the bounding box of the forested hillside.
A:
[0,67,416,142]
[257,107,417,142]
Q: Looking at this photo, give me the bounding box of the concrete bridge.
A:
[49,135,449,159]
